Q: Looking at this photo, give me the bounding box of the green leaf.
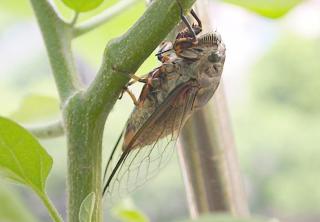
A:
[10,94,60,123]
[61,0,104,12]
[79,192,96,222]
[0,116,53,193]
[175,214,273,222]
[222,0,303,19]
[111,198,149,222]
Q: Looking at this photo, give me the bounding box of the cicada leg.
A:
[120,68,164,108]
[128,73,148,84]
[120,86,140,106]
[137,68,162,107]
[176,0,197,40]
[117,70,149,104]
[155,2,202,61]
[190,9,202,31]
[174,1,203,58]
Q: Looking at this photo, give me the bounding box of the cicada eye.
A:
[208,52,220,63]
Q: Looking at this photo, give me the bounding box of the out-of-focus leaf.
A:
[222,0,303,19]
[10,94,60,123]
[111,198,149,222]
[0,116,53,193]
[79,192,96,222]
[175,214,273,222]
[113,209,148,222]
[61,0,104,12]
[0,0,33,17]
[0,182,38,222]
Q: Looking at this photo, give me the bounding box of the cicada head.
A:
[191,31,226,109]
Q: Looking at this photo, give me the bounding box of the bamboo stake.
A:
[177,0,249,218]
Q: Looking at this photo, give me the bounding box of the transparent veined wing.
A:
[103,80,199,201]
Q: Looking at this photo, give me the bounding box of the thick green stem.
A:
[29,0,81,102]
[64,93,105,222]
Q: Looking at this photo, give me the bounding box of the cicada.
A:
[102,6,226,199]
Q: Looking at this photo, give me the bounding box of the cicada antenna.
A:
[155,48,173,57]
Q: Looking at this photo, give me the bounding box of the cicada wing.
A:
[103,81,199,201]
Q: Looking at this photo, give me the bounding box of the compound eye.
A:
[208,52,220,63]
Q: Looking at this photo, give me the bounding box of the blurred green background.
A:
[0,0,319,221]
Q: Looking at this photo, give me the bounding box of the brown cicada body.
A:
[103,7,226,199]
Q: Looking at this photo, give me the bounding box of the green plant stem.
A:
[37,190,63,222]
[73,0,139,38]
[27,120,64,139]
[70,12,79,27]
[29,0,81,102]
[63,93,105,222]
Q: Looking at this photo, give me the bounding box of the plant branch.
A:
[73,0,139,38]
[37,190,64,222]
[27,120,64,139]
[29,0,81,102]
[70,12,79,27]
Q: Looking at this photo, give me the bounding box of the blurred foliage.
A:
[79,192,96,222]
[111,199,149,222]
[252,34,320,115]
[0,0,33,18]
[236,34,320,215]
[176,214,272,222]
[222,0,303,18]
[0,182,38,222]
[10,94,60,123]
[61,0,104,12]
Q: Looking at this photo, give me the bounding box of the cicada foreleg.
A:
[137,68,164,107]
[120,86,140,106]
[174,1,203,59]
[118,73,148,106]
[120,68,165,108]
[190,9,202,32]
